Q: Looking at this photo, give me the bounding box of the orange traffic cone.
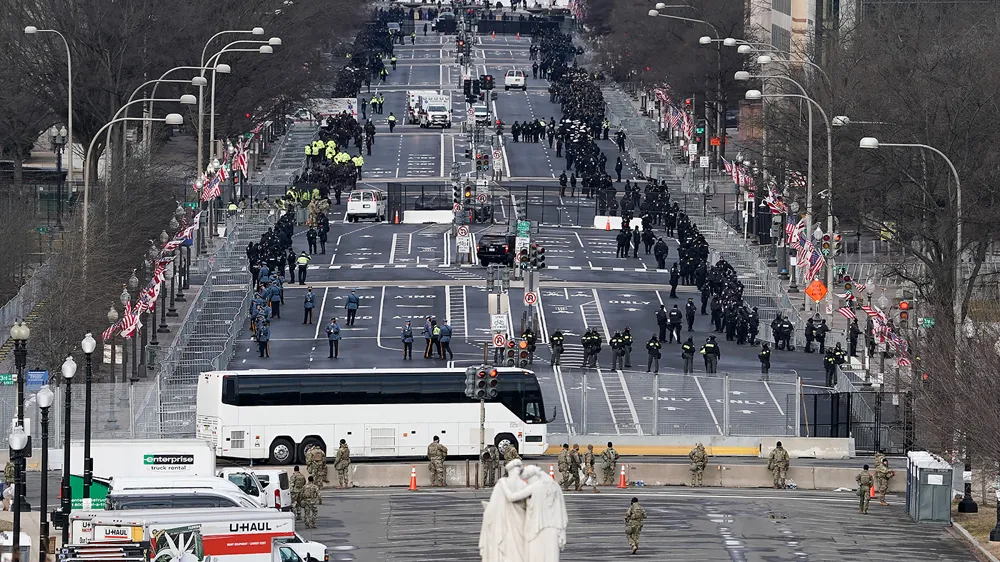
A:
[516,32,521,40]
[393,210,400,224]
[869,484,876,498]
[605,217,611,231]
[409,466,418,491]
[549,464,555,479]
[492,31,495,39]
[617,464,627,488]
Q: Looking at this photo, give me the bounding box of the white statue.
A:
[479,462,568,562]
[479,459,529,562]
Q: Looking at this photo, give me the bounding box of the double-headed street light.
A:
[24,26,73,185]
[106,94,197,174]
[746,88,836,318]
[50,126,68,229]
[205,40,279,161]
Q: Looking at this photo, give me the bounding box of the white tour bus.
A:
[196,368,551,464]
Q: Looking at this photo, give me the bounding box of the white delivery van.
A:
[420,94,452,128]
[105,488,262,510]
[247,469,293,512]
[346,189,387,222]
[504,69,527,91]
[69,509,328,562]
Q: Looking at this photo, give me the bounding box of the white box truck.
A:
[66,439,286,511]
[406,89,439,124]
[419,94,452,128]
[69,509,328,562]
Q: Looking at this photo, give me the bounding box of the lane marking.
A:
[389,233,397,264]
[574,232,584,248]
[694,376,724,435]
[592,288,642,435]
[763,381,785,417]
[314,287,329,340]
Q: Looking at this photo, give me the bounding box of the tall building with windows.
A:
[747,0,817,63]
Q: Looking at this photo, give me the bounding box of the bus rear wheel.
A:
[269,438,295,464]
[298,436,326,464]
[495,433,518,455]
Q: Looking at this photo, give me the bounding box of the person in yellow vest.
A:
[335,151,351,165]
[410,31,416,44]
[295,251,312,285]
[378,94,385,112]
[352,154,364,180]
[390,55,397,70]
[227,201,238,216]
[387,112,397,133]
[304,144,312,164]
[370,95,378,115]
[326,139,336,152]
[325,145,336,161]
[300,189,312,206]
[311,187,321,202]
[285,188,298,203]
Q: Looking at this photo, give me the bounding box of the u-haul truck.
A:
[69,509,328,562]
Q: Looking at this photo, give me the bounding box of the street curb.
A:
[952,521,1000,562]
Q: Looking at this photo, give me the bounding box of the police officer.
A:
[610,331,625,370]
[684,298,697,331]
[550,329,565,366]
[345,290,360,326]
[401,320,414,360]
[655,305,668,342]
[306,227,318,255]
[646,335,661,373]
[701,336,720,373]
[439,320,454,360]
[668,305,683,343]
[257,320,270,358]
[759,343,772,377]
[326,317,341,359]
[388,112,397,132]
[669,263,681,298]
[303,287,316,325]
[296,251,311,285]
[824,349,838,386]
[681,337,695,374]
[621,327,634,368]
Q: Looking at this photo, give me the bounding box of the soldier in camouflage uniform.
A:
[300,476,321,528]
[624,497,647,555]
[307,445,328,489]
[427,435,448,487]
[333,439,351,489]
[289,466,306,520]
[767,441,790,489]
[875,458,895,506]
[583,444,599,492]
[688,443,708,487]
[557,444,570,490]
[856,464,874,514]
[568,444,583,491]
[600,442,619,486]
[502,442,520,475]
[481,445,500,487]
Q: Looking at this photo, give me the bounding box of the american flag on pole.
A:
[836,307,856,319]
[796,240,811,268]
[897,357,912,367]
[808,249,825,281]
[722,158,733,175]
[234,141,249,178]
[119,301,140,339]
[786,216,805,245]
[102,315,124,341]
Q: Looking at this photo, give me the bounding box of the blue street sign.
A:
[25,370,48,391]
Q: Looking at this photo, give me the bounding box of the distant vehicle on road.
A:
[197,368,552,463]
[473,104,490,125]
[346,188,387,222]
[477,234,516,266]
[504,69,527,91]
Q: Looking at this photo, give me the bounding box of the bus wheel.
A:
[298,436,326,464]
[495,433,518,454]
[269,438,295,464]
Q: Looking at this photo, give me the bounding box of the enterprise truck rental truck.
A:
[66,439,280,511]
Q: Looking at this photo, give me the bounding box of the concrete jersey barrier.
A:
[759,437,856,460]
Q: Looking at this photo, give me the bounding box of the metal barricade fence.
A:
[551,369,800,437]
[0,261,53,355]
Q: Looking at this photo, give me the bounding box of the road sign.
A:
[35,226,49,235]
[0,374,15,386]
[804,279,828,303]
[476,193,488,203]
[457,236,472,252]
[25,370,48,391]
[524,291,538,305]
[688,143,697,155]
[467,107,474,116]
[493,149,501,159]
[457,225,470,237]
[920,317,936,328]
[699,156,709,169]
[710,137,722,146]
[453,203,461,213]
[493,333,507,348]
[490,314,509,333]
[517,220,530,234]
[515,235,529,257]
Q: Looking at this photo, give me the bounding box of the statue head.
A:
[522,465,543,480]
[505,459,524,474]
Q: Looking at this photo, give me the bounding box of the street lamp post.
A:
[171,211,186,302]
[166,256,178,317]
[106,94,197,174]
[127,271,139,378]
[24,27,73,185]
[9,426,27,558]
[36,385,53,562]
[119,286,130,382]
[10,321,30,512]
[59,356,76,543]
[81,333,96,500]
[50,125,67,229]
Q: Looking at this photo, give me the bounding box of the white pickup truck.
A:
[419,94,452,128]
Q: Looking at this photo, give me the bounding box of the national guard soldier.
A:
[289,466,306,520]
[401,320,414,360]
[550,329,565,366]
[334,439,351,489]
[701,336,721,373]
[557,443,571,490]
[610,331,626,370]
[689,443,708,487]
[568,444,583,491]
[621,328,634,368]
[768,441,791,488]
[300,476,321,529]
[759,343,772,379]
[503,442,521,469]
[681,337,695,374]
[481,445,500,487]
[856,464,874,514]
[583,445,599,492]
[303,287,316,324]
[876,458,895,506]
[646,335,661,373]
[308,444,328,487]
[427,436,448,487]
[601,441,620,486]
[624,497,647,555]
[874,450,886,468]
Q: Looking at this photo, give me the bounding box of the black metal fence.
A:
[795,390,914,454]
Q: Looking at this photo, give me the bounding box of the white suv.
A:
[504,69,527,91]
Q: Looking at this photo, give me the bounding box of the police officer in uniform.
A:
[759,343,772,378]
[684,298,697,331]
[667,305,683,343]
[621,327,634,368]
[550,329,565,366]
[646,335,661,373]
[824,349,838,386]
[303,287,316,325]
[681,337,695,374]
[401,320,414,360]
[296,251,311,285]
[610,331,625,370]
[701,336,720,373]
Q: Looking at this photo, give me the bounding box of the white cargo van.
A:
[504,69,527,91]
[69,509,328,562]
[346,189,387,222]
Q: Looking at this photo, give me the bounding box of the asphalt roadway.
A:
[297,487,974,562]
[229,32,836,438]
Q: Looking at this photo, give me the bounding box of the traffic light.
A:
[514,197,525,218]
[473,79,481,96]
[481,154,490,171]
[530,244,539,268]
[487,368,498,399]
[474,368,488,399]
[518,339,530,367]
[821,234,832,256]
[518,248,529,269]
[464,366,477,398]
[464,79,472,96]
[506,340,516,366]
[484,75,494,90]
[832,233,842,255]
[695,119,706,143]
[464,186,473,205]
[453,183,462,205]
[684,97,693,115]
[537,246,545,270]
[899,300,910,328]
